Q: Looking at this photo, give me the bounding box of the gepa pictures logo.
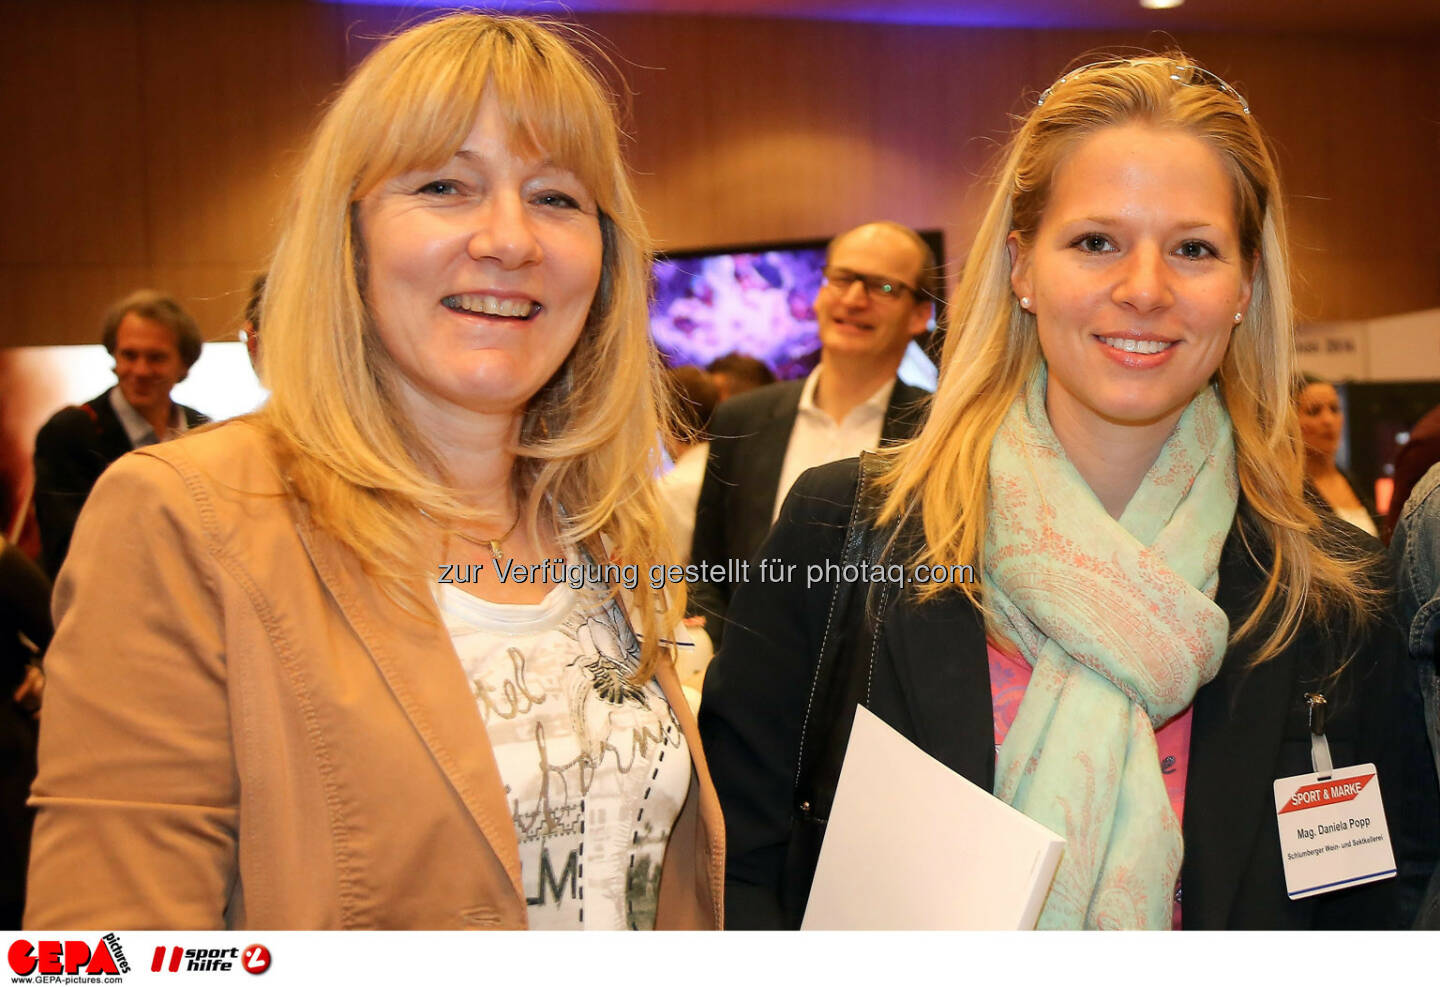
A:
[8,934,130,979]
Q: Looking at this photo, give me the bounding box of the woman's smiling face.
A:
[358,90,604,428]
[1010,124,1254,446]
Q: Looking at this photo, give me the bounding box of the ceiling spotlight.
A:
[1141,0,1185,9]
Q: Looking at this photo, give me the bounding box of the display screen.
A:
[648,233,944,388]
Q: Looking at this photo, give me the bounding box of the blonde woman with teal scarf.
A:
[700,54,1439,930]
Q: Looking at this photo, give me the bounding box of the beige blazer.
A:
[25,422,724,929]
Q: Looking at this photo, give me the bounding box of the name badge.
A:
[1272,763,1395,899]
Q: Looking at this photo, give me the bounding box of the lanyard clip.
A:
[1305,693,1333,778]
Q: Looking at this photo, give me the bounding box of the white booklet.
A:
[801,705,1065,930]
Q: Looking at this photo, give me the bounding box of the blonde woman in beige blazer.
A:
[26,13,723,930]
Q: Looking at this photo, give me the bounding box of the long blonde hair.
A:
[258,13,681,676]
[878,54,1375,663]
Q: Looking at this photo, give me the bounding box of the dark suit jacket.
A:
[32,388,208,580]
[688,377,928,642]
[0,539,50,927]
[700,459,1440,930]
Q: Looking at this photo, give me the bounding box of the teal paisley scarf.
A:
[986,367,1238,929]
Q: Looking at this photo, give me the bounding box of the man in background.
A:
[32,290,207,579]
[689,221,935,641]
[707,353,775,403]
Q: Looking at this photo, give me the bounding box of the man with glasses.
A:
[689,222,934,643]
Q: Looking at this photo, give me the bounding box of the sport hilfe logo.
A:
[150,944,270,974]
[152,946,239,973]
[1278,772,1376,814]
[8,935,130,977]
[242,944,270,975]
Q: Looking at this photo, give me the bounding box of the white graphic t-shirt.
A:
[436,576,691,930]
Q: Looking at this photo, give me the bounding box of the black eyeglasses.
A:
[822,266,917,301]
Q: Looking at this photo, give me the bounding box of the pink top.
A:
[988,638,1193,929]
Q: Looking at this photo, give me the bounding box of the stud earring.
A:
[1234,312,1243,324]
[1020,296,1030,310]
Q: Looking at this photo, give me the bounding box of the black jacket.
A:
[688,378,928,643]
[32,388,208,579]
[699,458,1439,929]
[0,539,51,926]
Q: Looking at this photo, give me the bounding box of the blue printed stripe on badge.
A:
[1289,868,1397,898]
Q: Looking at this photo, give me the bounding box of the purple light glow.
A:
[317,1,1107,30]
[650,248,827,380]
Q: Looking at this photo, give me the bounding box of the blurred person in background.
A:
[1389,459,1440,927]
[689,222,934,643]
[1296,375,1379,537]
[241,273,266,372]
[1386,402,1440,541]
[26,13,721,930]
[31,290,207,579]
[659,365,719,565]
[659,365,721,707]
[0,536,48,928]
[706,352,775,402]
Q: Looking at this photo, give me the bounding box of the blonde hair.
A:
[878,53,1375,664]
[258,13,681,677]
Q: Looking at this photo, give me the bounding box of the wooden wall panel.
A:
[581,14,721,250]
[1238,34,1436,324]
[698,18,884,246]
[0,1,145,270]
[136,0,344,344]
[1,1,1436,351]
[0,0,148,346]
[140,0,344,266]
[0,265,151,350]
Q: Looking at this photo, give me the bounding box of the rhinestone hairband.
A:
[1036,59,1251,115]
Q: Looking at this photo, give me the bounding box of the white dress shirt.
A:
[773,368,895,523]
[108,388,188,448]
